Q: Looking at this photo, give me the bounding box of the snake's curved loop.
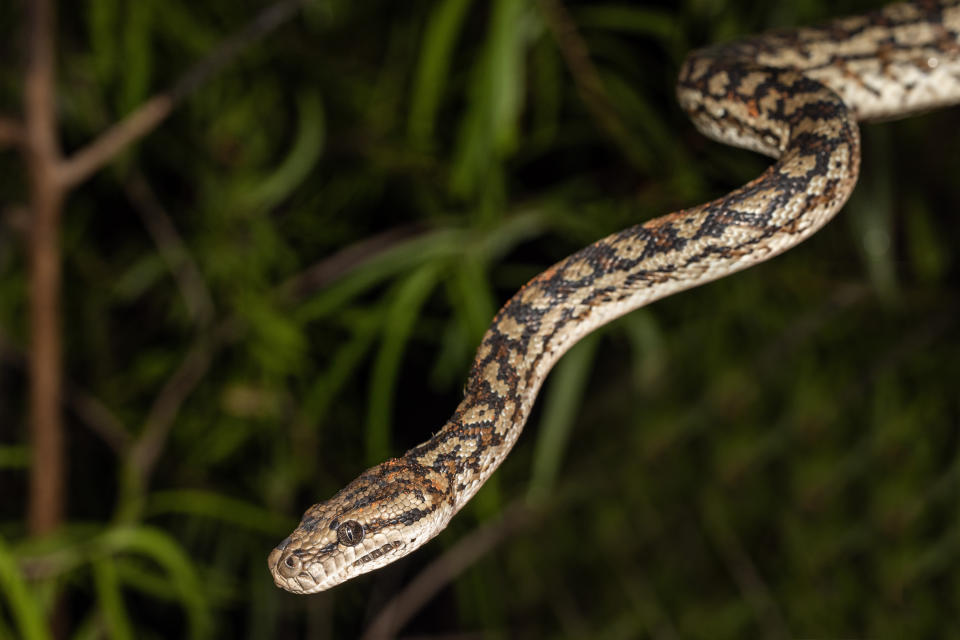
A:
[270,1,960,594]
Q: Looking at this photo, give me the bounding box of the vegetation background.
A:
[1,0,958,638]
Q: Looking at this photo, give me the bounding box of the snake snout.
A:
[270,547,303,579]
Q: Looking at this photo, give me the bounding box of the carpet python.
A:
[270,0,960,593]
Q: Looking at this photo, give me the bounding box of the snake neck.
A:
[407,78,863,518]
[271,0,960,595]
[404,0,960,526]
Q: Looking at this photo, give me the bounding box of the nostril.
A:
[275,550,303,578]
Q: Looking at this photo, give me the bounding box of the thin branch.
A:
[125,175,215,327]
[120,222,427,491]
[281,225,426,300]
[701,498,791,640]
[0,327,131,455]
[65,390,132,454]
[536,0,646,169]
[24,0,66,537]
[57,0,309,189]
[119,219,437,491]
[360,501,538,640]
[127,334,218,485]
[56,95,172,189]
[23,1,59,164]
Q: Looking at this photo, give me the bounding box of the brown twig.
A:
[360,501,538,640]
[57,0,309,189]
[121,222,429,492]
[56,95,172,189]
[0,326,132,456]
[281,225,427,300]
[536,0,645,168]
[127,334,218,487]
[24,0,66,537]
[64,390,132,454]
[701,498,791,640]
[15,0,308,538]
[125,175,215,326]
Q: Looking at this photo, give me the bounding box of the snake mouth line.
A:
[273,540,408,593]
[353,541,401,568]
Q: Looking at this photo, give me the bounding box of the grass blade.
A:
[527,332,601,502]
[366,262,443,464]
[0,536,50,640]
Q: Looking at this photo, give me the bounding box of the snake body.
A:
[270,1,960,594]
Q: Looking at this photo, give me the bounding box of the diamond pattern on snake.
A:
[269,0,960,594]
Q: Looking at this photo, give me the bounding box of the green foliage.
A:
[0,0,958,637]
[528,333,600,503]
[0,537,49,640]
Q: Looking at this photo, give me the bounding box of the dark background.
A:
[1,0,958,638]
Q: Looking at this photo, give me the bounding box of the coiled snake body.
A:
[270,1,960,594]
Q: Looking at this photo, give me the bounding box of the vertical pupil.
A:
[338,520,363,546]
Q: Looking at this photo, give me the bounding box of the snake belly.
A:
[270,1,960,594]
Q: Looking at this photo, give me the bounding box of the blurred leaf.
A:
[366,262,443,464]
[113,556,180,601]
[298,309,381,432]
[903,196,948,284]
[446,256,496,343]
[296,228,464,322]
[620,309,665,388]
[112,254,166,301]
[485,0,529,155]
[528,332,601,502]
[0,537,49,640]
[848,128,897,302]
[245,90,326,210]
[89,0,118,84]
[120,0,153,114]
[92,558,134,640]
[575,5,681,45]
[529,35,561,147]
[408,0,473,149]
[240,293,307,377]
[145,490,294,536]
[0,446,29,469]
[97,526,211,640]
[449,0,530,200]
[150,0,218,54]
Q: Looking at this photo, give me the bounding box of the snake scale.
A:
[270,0,960,594]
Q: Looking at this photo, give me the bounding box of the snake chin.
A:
[268,537,410,594]
[268,457,454,593]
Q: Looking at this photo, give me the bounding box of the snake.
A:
[269,0,960,594]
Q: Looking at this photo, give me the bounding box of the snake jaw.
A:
[268,537,409,594]
[268,516,451,593]
[270,457,453,593]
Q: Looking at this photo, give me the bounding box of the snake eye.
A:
[337,520,364,546]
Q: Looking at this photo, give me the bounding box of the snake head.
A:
[268,458,451,593]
